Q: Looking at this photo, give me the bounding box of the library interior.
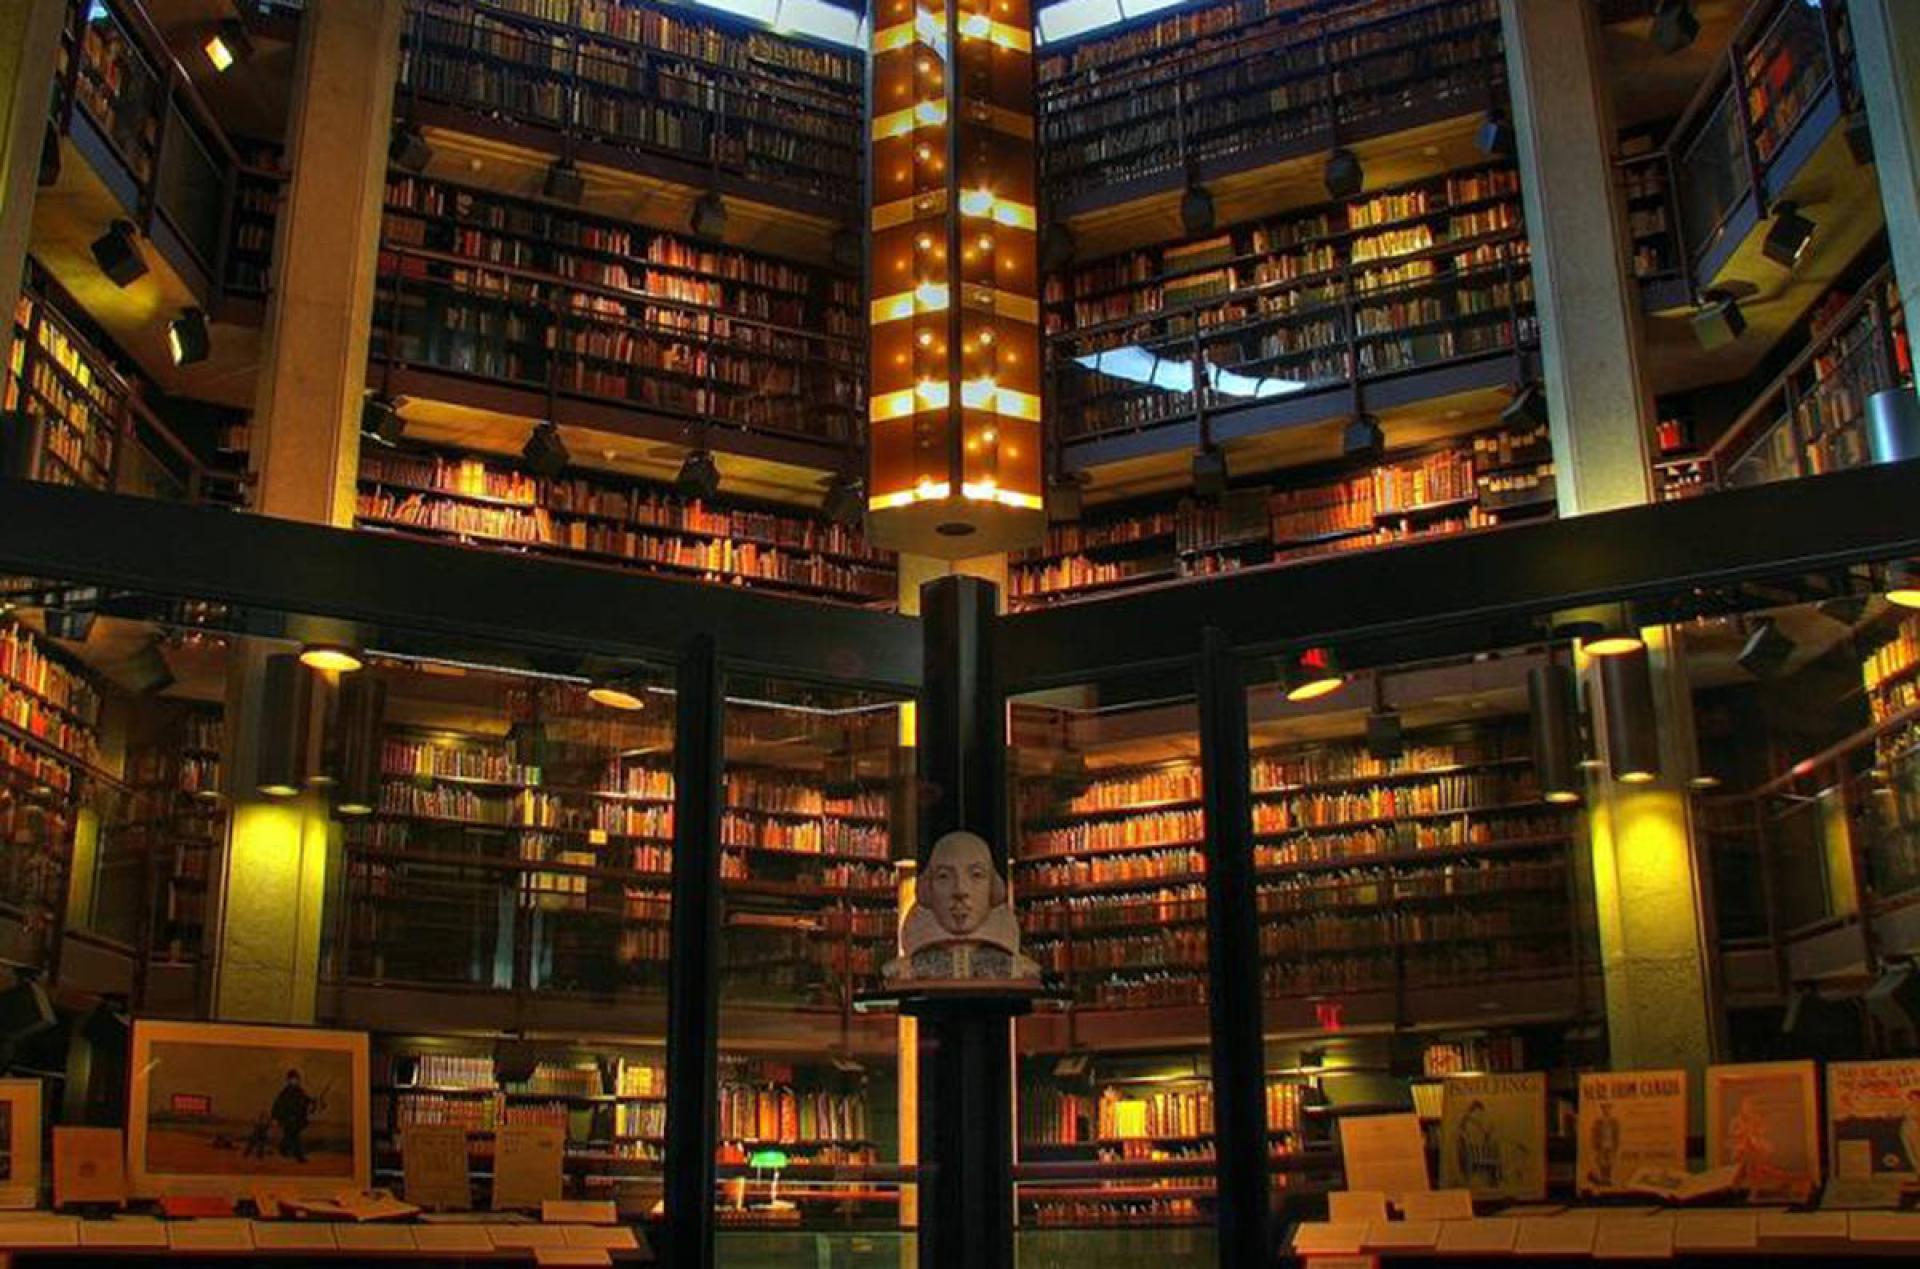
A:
[2,0,1920,1266]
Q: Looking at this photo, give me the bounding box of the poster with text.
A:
[1706,1061,1820,1204]
[1827,1059,1920,1186]
[1437,1073,1547,1201]
[1576,1069,1687,1196]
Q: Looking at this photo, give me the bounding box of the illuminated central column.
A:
[867,0,1046,558]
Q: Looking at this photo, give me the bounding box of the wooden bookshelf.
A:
[3,268,128,492]
[1009,421,1554,608]
[124,708,224,966]
[1037,0,1507,211]
[226,139,285,299]
[355,448,895,605]
[399,0,862,212]
[1046,160,1535,446]
[1617,148,1680,284]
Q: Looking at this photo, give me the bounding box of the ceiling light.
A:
[1688,773,1723,791]
[89,220,147,288]
[1325,148,1364,200]
[588,682,646,711]
[1887,560,1920,609]
[692,192,728,239]
[1282,647,1345,703]
[677,449,721,501]
[256,653,314,798]
[1180,183,1214,235]
[1192,446,1228,499]
[522,421,569,479]
[1342,413,1385,463]
[389,125,433,173]
[1691,291,1746,350]
[334,674,386,816]
[1762,201,1814,269]
[1528,661,1582,805]
[1736,618,1794,679]
[204,18,252,72]
[822,472,864,526]
[1652,0,1700,54]
[1046,471,1084,523]
[168,307,210,366]
[299,644,364,673]
[544,159,585,205]
[1500,381,1549,430]
[1476,110,1515,157]
[1553,603,1643,656]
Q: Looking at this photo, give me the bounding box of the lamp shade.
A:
[1526,662,1582,804]
[255,652,315,797]
[1599,647,1661,785]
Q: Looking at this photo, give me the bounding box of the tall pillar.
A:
[0,2,62,314]
[1854,3,1920,332]
[1500,0,1657,514]
[1503,0,1715,1080]
[248,0,403,526]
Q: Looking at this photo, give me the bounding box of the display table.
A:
[0,1216,651,1264]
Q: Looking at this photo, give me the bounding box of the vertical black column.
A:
[916,574,1013,1269]
[1197,627,1273,1269]
[665,635,723,1269]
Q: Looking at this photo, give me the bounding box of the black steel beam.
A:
[0,480,922,692]
[996,459,1920,689]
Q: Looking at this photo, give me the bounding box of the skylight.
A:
[1037,0,1190,45]
[696,0,867,49]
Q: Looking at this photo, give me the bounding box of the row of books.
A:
[1025,808,1205,857]
[1259,903,1566,955]
[719,855,893,893]
[1252,814,1568,868]
[724,774,887,818]
[1024,883,1208,934]
[1029,928,1209,975]
[719,811,888,857]
[1250,736,1522,790]
[1051,767,1204,815]
[376,781,674,836]
[1255,858,1566,912]
[384,738,542,787]
[1250,770,1539,830]
[716,1082,869,1145]
[1265,932,1575,996]
[0,621,101,735]
[1020,847,1207,892]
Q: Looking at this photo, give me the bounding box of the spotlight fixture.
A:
[299,644,364,674]
[1736,617,1795,679]
[1691,291,1746,350]
[360,395,404,446]
[333,674,386,817]
[1366,706,1404,761]
[1867,388,1920,465]
[120,640,175,696]
[587,678,646,711]
[1180,183,1215,236]
[1886,560,1920,610]
[522,420,569,479]
[1652,0,1699,54]
[543,159,585,205]
[168,307,210,366]
[1325,148,1364,200]
[1500,381,1549,430]
[1281,647,1345,703]
[1192,446,1228,500]
[821,472,864,527]
[676,449,721,501]
[204,18,253,72]
[1342,413,1385,463]
[1600,646,1661,785]
[1476,109,1515,158]
[1046,471,1085,524]
[256,652,315,798]
[389,124,433,173]
[691,191,727,239]
[1762,201,1814,269]
[1527,661,1583,805]
[89,220,147,287]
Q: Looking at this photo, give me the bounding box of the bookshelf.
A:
[1617,149,1680,284]
[1047,162,1535,444]
[1037,0,1506,209]
[374,172,863,447]
[0,618,101,944]
[399,0,862,211]
[3,267,128,492]
[1008,420,1554,607]
[227,140,286,299]
[355,448,895,605]
[124,707,224,966]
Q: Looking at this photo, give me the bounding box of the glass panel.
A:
[1009,673,1216,1269]
[74,4,160,185]
[715,674,914,1266]
[1676,92,1747,263]
[154,108,227,271]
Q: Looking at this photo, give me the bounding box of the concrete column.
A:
[0,2,62,316]
[1854,2,1920,334]
[248,0,403,526]
[1499,0,1657,514]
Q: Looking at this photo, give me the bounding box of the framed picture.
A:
[1826,1059,1920,1186]
[0,1079,42,1208]
[1576,1069,1687,1197]
[1437,1072,1548,1201]
[1706,1060,1820,1203]
[127,1020,369,1199]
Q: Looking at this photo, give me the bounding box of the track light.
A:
[543,159,584,205]
[1192,446,1228,499]
[1691,291,1746,350]
[522,421,569,479]
[1652,0,1699,54]
[821,472,864,527]
[1342,413,1384,463]
[1180,183,1214,235]
[390,124,432,173]
[89,220,147,287]
[1600,647,1661,784]
[1046,471,1084,524]
[256,652,314,798]
[1476,110,1515,158]
[692,192,727,239]
[1736,617,1795,680]
[1762,201,1814,269]
[204,18,252,72]
[1886,560,1920,610]
[1325,148,1364,200]
[1501,381,1549,430]
[1281,647,1345,703]
[1527,662,1582,805]
[168,307,210,366]
[361,395,404,446]
[677,449,721,501]
[333,673,386,817]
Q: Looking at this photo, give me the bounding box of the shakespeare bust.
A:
[884,830,1040,985]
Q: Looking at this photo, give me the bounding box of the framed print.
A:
[1706,1061,1820,1203]
[0,1078,42,1208]
[52,1126,125,1208]
[1827,1059,1920,1186]
[127,1020,369,1199]
[1437,1073,1547,1201]
[1577,1069,1687,1197]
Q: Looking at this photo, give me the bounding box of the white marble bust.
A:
[886,831,1040,983]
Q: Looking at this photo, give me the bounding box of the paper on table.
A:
[1758,1211,1849,1240]
[404,1124,473,1212]
[1435,1218,1519,1253]
[332,1224,419,1252]
[1398,1190,1474,1222]
[1592,1213,1675,1259]
[494,1123,567,1211]
[0,1218,78,1247]
[166,1219,255,1251]
[491,1223,571,1248]
[1337,1114,1430,1201]
[414,1225,497,1253]
[1328,1191,1389,1225]
[78,1218,168,1249]
[545,1199,618,1225]
[251,1222,340,1250]
[1514,1213,1598,1255]
[1291,1222,1367,1255]
[1362,1219,1440,1250]
[566,1225,641,1250]
[534,1250,613,1268]
[1848,1211,1920,1243]
[1673,1210,1759,1250]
